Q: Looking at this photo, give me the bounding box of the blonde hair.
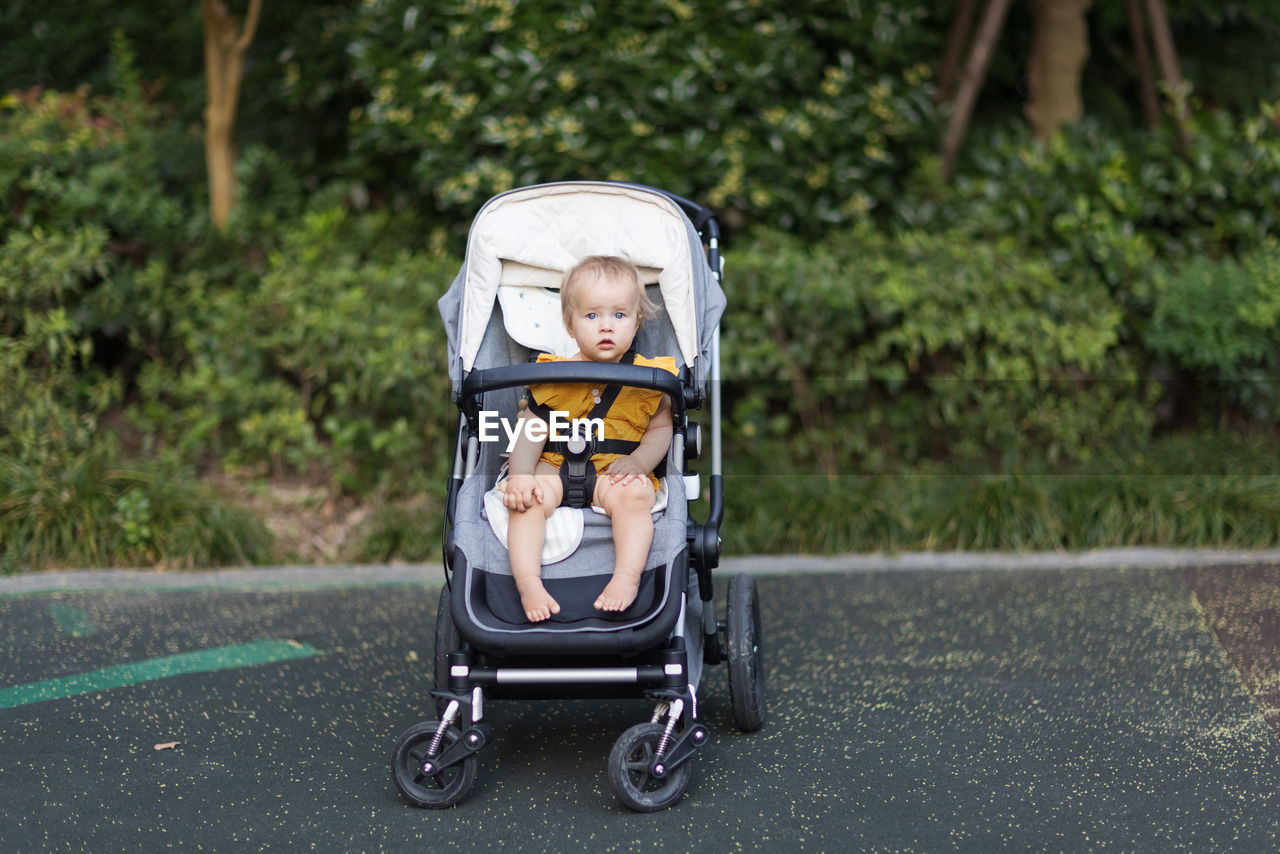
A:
[561,255,660,329]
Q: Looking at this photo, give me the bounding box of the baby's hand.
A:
[502,474,543,512]
[604,455,649,486]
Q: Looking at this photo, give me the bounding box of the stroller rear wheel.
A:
[433,584,460,716]
[727,573,766,732]
[607,722,692,812]
[391,721,477,809]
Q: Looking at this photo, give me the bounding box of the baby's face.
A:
[565,273,641,362]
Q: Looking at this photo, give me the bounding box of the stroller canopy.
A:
[439,182,725,392]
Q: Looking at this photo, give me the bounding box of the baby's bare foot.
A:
[594,574,640,612]
[516,579,560,623]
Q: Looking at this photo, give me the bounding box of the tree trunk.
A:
[936,0,978,105]
[202,0,263,231]
[1127,0,1161,127]
[1024,0,1092,141]
[205,113,237,229]
[1144,0,1190,151]
[940,0,1014,180]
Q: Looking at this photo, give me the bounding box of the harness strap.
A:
[584,352,635,421]
[524,351,644,508]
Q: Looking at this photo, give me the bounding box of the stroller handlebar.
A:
[459,362,690,420]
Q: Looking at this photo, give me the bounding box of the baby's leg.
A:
[507,465,564,622]
[592,477,656,612]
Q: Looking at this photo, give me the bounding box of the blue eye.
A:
[615,311,626,319]
[585,312,596,320]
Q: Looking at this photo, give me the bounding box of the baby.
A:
[502,255,676,622]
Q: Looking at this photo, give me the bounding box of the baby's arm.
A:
[603,395,673,484]
[503,409,549,511]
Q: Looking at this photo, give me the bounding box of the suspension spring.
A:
[655,699,684,758]
[429,700,461,757]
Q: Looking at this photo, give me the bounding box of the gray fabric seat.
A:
[450,294,696,645]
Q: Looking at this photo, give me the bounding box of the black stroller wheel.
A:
[727,573,766,732]
[391,721,477,809]
[607,722,692,812]
[433,584,460,716]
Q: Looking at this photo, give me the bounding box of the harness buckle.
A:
[565,429,591,457]
[560,421,597,508]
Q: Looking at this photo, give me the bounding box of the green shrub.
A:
[1144,241,1280,420]
[1,3,365,181]
[912,105,1280,314]
[0,67,283,572]
[0,56,203,463]
[0,83,202,245]
[344,0,940,237]
[723,227,1155,475]
[0,226,114,465]
[7,12,1280,566]
[134,204,459,492]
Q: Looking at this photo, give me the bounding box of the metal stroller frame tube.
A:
[442,413,469,577]
[709,324,723,522]
[463,434,480,478]
[691,228,726,657]
[707,227,724,519]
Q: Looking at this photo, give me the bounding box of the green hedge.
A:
[0,72,198,468]
[0,77,275,570]
[5,24,1280,566]
[133,204,458,492]
[1,3,363,178]
[6,2,1280,240]
[1144,241,1280,421]
[722,227,1155,475]
[344,0,941,235]
[910,107,1280,307]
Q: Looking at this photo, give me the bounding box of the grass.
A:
[347,496,443,564]
[718,471,1280,555]
[719,432,1280,555]
[0,448,273,574]
[3,431,1278,572]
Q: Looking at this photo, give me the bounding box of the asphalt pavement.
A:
[5,550,1280,851]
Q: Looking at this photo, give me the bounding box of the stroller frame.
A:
[391,183,763,812]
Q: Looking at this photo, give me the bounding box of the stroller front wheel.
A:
[391,721,477,809]
[607,722,692,812]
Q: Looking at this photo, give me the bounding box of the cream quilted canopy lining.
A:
[458,183,699,370]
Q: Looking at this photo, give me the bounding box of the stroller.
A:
[391,181,765,812]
